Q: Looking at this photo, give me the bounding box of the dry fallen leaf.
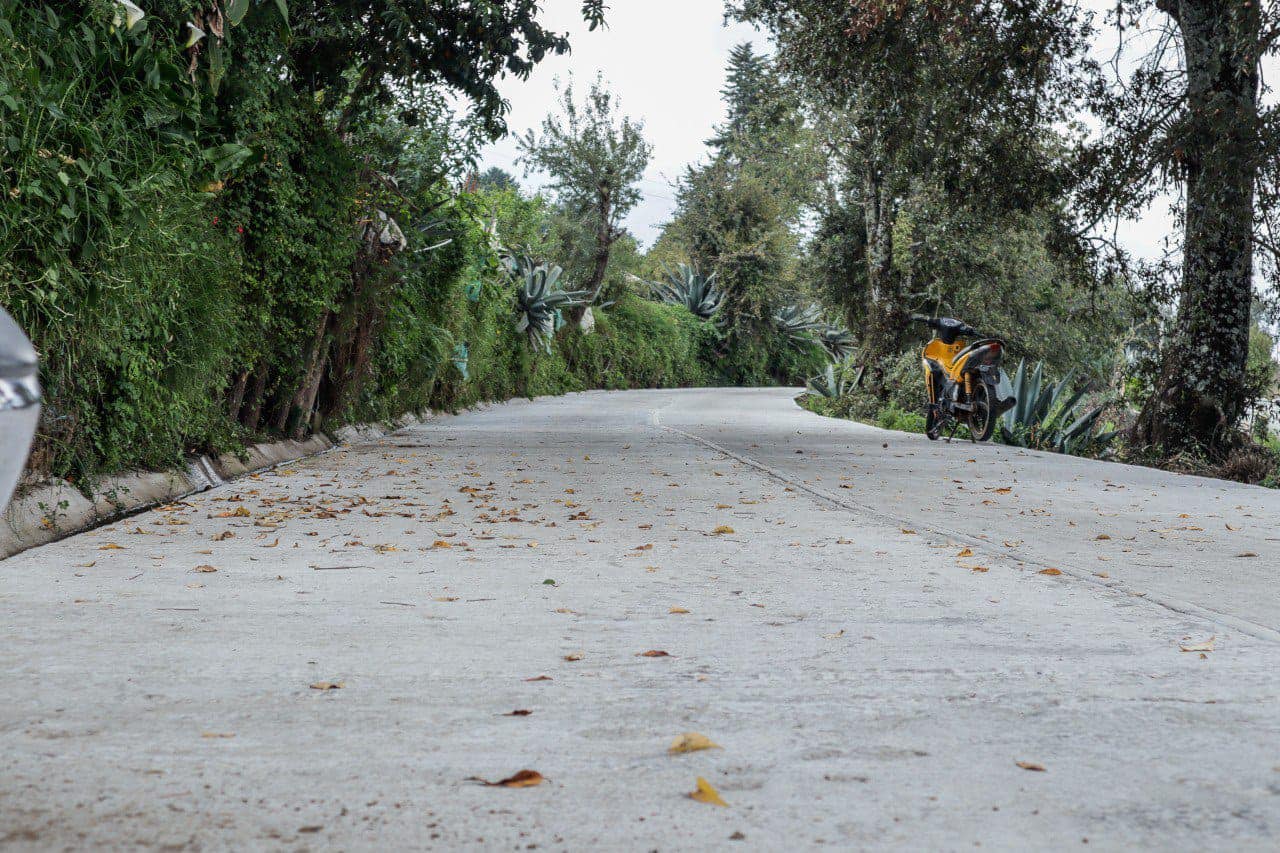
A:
[1235,552,1258,558]
[1038,568,1063,576]
[688,776,728,807]
[504,709,533,717]
[309,681,345,690]
[1016,761,1046,772]
[669,733,721,754]
[201,732,235,739]
[194,564,218,573]
[1095,534,1111,541]
[524,675,552,682]
[956,547,974,558]
[212,531,234,541]
[822,629,845,639]
[992,487,1013,495]
[712,525,735,535]
[1179,636,1215,653]
[98,543,125,551]
[638,649,671,658]
[476,769,544,788]
[563,652,584,662]
[669,606,691,614]
[900,528,916,535]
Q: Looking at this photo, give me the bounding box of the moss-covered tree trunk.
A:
[1136,0,1260,454]
[861,164,906,392]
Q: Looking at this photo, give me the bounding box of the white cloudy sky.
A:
[476,0,1269,260]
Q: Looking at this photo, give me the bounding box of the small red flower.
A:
[212,215,220,225]
[236,225,244,234]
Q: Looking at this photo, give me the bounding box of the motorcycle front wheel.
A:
[969,380,996,442]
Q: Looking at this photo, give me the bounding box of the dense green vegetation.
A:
[3,1,1278,489]
[0,1,827,486]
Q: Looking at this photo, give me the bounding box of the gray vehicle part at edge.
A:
[0,307,41,512]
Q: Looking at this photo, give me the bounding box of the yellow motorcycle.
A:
[913,314,1015,442]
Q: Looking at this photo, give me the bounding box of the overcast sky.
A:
[477,0,1269,261]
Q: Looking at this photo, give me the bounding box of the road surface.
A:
[2,388,1279,850]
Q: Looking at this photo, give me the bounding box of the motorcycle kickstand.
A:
[944,420,960,443]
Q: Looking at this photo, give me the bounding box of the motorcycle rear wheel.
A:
[969,380,996,442]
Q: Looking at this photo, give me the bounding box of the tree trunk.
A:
[241,363,269,433]
[571,190,613,323]
[1136,0,1260,455]
[862,165,905,390]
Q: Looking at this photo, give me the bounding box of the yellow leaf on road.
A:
[669,733,721,754]
[956,547,974,558]
[1038,568,1062,576]
[309,681,344,690]
[98,543,125,551]
[669,606,690,614]
[712,525,735,535]
[688,776,728,807]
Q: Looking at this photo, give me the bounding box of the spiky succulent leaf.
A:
[774,303,825,345]
[647,263,723,320]
[999,359,1114,456]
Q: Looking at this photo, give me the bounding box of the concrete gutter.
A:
[0,411,427,560]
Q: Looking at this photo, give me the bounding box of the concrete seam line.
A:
[662,424,1280,645]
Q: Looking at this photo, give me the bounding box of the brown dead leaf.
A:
[504,709,533,716]
[712,525,735,535]
[669,733,721,754]
[1179,636,1215,653]
[201,732,235,739]
[638,649,671,658]
[1095,534,1111,540]
[563,652,584,662]
[262,538,279,548]
[822,629,845,639]
[956,547,974,558]
[1038,568,1063,576]
[688,776,728,807]
[475,769,544,788]
[1235,552,1258,558]
[968,566,990,573]
[524,675,553,682]
[900,528,916,535]
[1016,761,1046,772]
[432,540,452,549]
[309,681,344,691]
[212,531,234,541]
[1225,523,1241,531]
[991,487,1013,494]
[669,606,691,614]
[98,543,125,551]
[194,564,218,573]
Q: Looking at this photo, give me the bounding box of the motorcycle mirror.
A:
[0,307,41,513]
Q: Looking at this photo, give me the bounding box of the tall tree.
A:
[518,75,652,308]
[1081,1,1279,455]
[734,0,1092,361]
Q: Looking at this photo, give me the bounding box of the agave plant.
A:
[512,262,591,353]
[774,303,825,345]
[816,324,856,361]
[647,263,723,320]
[1000,360,1117,455]
[805,359,865,398]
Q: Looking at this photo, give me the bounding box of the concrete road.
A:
[2,388,1279,851]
